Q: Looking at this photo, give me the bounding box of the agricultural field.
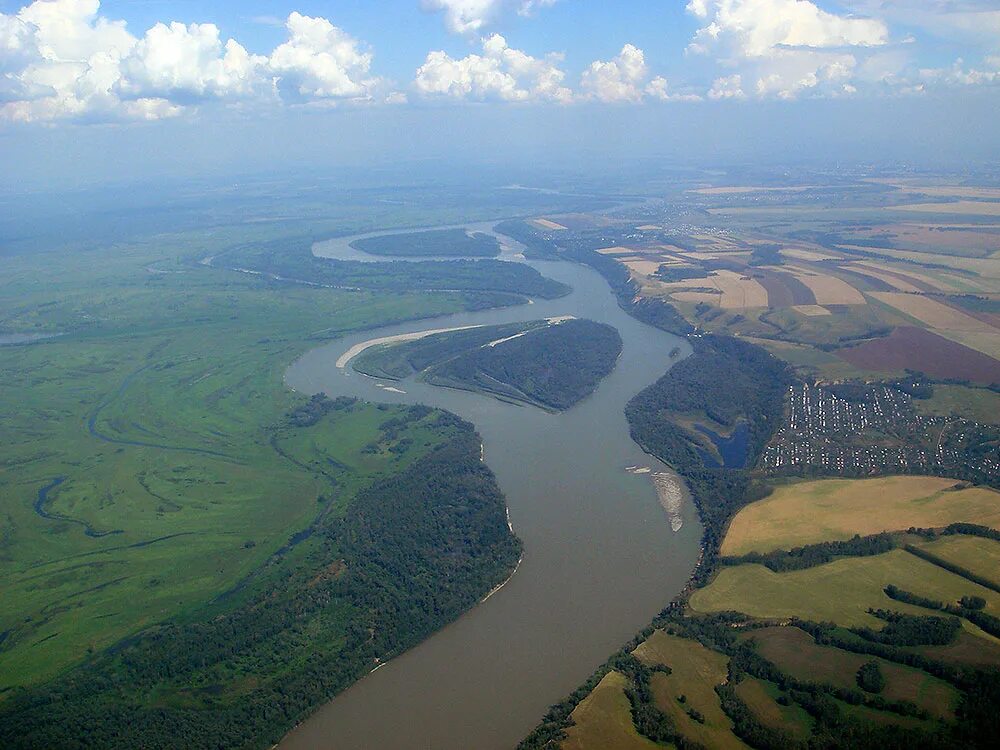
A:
[743,627,958,719]
[559,671,660,750]
[914,384,1000,424]
[722,476,1000,555]
[690,549,1000,627]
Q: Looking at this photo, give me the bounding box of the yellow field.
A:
[721,476,1000,556]
[623,259,666,277]
[530,218,568,230]
[847,246,1000,278]
[792,304,831,316]
[672,291,722,305]
[690,550,1000,628]
[917,535,1000,586]
[851,261,960,293]
[898,201,1000,217]
[782,248,843,262]
[869,180,1000,200]
[597,246,638,255]
[946,330,1000,360]
[854,268,924,293]
[637,225,661,231]
[790,271,866,305]
[560,671,659,750]
[634,631,748,750]
[869,292,995,332]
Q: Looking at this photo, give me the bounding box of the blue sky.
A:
[1,1,999,185]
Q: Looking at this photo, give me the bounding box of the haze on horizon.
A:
[1,0,999,188]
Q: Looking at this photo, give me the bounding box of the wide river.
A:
[280,222,701,750]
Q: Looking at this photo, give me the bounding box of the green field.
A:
[634,630,747,750]
[745,626,958,719]
[733,678,813,740]
[0,224,524,691]
[721,476,1000,556]
[915,534,1000,585]
[560,671,660,750]
[915,384,1000,424]
[690,549,1000,627]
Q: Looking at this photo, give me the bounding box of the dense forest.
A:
[427,319,622,411]
[213,236,570,300]
[351,228,501,257]
[356,319,623,411]
[0,402,521,750]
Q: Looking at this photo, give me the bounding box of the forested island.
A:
[354,318,623,411]
[351,228,501,257]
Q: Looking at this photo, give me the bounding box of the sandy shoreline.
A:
[335,325,484,369]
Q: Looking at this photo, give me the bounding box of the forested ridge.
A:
[0,403,521,750]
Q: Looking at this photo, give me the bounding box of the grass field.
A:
[745,627,958,719]
[915,535,1000,586]
[633,630,748,750]
[897,201,1000,217]
[559,671,660,750]
[720,476,1000,556]
[690,549,1000,627]
[733,677,813,740]
[0,234,499,688]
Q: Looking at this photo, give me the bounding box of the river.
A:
[280,223,701,750]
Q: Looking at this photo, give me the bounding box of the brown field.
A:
[837,326,1000,384]
[529,218,568,231]
[634,631,747,750]
[636,225,661,231]
[745,627,957,719]
[733,678,812,739]
[792,305,831,316]
[869,292,996,332]
[658,270,768,309]
[897,201,1000,217]
[560,671,659,750]
[790,271,866,305]
[721,476,1000,556]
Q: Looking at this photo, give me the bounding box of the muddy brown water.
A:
[280,224,701,750]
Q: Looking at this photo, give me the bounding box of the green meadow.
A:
[0,235,496,689]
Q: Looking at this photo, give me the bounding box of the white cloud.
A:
[708,73,745,99]
[118,22,266,103]
[920,56,1000,87]
[423,0,558,35]
[0,2,389,122]
[414,33,571,102]
[687,0,889,99]
[580,44,647,102]
[268,12,380,101]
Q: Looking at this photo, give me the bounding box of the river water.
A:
[280,224,701,750]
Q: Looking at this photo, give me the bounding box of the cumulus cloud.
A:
[687,0,889,99]
[414,33,571,102]
[920,56,1000,87]
[423,0,558,35]
[268,12,380,101]
[578,44,698,103]
[0,1,388,122]
[708,73,745,99]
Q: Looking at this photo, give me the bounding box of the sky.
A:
[1,1,999,187]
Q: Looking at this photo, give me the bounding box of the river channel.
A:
[280,222,701,749]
